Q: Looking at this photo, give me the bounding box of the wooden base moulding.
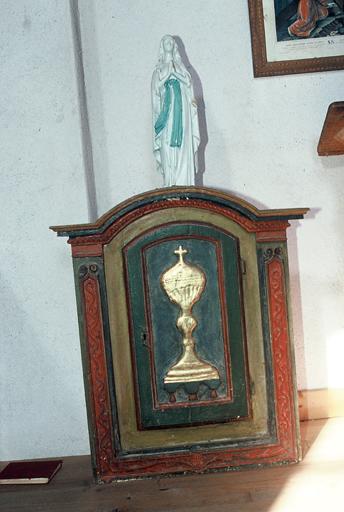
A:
[298,388,344,421]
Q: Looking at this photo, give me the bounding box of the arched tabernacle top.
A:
[50,186,308,239]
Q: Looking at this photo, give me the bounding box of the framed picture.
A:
[248,0,344,77]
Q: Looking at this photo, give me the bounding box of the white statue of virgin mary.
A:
[151,35,200,187]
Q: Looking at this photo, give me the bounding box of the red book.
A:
[0,460,63,485]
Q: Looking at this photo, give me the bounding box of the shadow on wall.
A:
[321,154,344,391]
[280,207,322,392]
[284,206,332,393]
[287,219,308,390]
[70,0,110,222]
[209,189,323,394]
[173,35,208,187]
[233,192,327,393]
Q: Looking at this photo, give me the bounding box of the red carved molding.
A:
[72,244,103,257]
[256,230,287,243]
[69,199,290,249]
[267,255,297,459]
[82,274,116,475]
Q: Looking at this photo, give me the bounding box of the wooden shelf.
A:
[318,102,344,156]
[1,419,344,512]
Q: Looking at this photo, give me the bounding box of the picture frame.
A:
[248,0,344,77]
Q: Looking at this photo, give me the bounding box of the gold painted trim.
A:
[161,246,220,385]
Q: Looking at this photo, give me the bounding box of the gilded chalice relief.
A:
[124,222,250,430]
[160,245,221,402]
[144,237,232,412]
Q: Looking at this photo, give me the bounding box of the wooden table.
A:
[1,418,344,512]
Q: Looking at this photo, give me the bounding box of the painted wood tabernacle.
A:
[51,187,308,482]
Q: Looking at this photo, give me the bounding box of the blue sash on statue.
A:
[154,78,183,148]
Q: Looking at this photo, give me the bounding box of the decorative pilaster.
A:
[74,259,118,479]
[261,245,298,459]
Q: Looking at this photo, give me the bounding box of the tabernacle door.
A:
[104,207,268,452]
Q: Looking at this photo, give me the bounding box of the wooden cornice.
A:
[50,186,309,238]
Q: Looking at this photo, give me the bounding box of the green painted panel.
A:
[72,257,120,468]
[124,222,249,429]
[146,238,228,404]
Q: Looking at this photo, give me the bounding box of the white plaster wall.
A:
[1,0,344,461]
[79,0,344,392]
[0,1,90,460]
